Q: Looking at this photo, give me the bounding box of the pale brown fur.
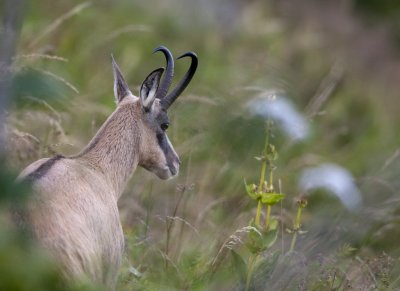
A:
[17,58,181,289]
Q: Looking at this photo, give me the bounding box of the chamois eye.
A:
[160,123,169,131]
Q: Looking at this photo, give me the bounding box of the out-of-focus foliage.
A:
[2,0,400,289]
[0,169,73,290]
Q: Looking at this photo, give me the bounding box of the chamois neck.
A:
[76,103,140,197]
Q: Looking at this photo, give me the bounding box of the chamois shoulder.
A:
[18,155,65,183]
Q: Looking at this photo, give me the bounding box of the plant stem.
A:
[245,254,258,291]
[269,167,273,189]
[165,186,186,269]
[265,204,271,229]
[294,206,302,229]
[165,218,171,269]
[289,232,297,253]
[259,161,267,190]
[255,200,262,226]
[258,124,270,189]
[256,122,270,227]
[289,206,303,252]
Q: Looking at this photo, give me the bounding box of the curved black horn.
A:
[153,46,174,100]
[161,52,198,109]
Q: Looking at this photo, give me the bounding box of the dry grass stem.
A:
[23,96,62,123]
[13,54,68,62]
[181,94,219,106]
[165,216,199,236]
[101,24,151,44]
[196,197,227,225]
[212,226,260,267]
[380,148,400,172]
[305,60,344,118]
[28,2,92,49]
[33,68,79,94]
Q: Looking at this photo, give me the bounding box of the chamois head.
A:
[111,46,197,180]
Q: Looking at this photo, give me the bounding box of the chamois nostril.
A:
[170,166,178,176]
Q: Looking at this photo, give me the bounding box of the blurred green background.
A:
[1,0,400,289]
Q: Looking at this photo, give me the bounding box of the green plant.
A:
[287,197,308,253]
[242,95,308,290]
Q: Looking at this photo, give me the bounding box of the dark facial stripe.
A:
[156,133,168,156]
[24,154,64,183]
[156,133,175,171]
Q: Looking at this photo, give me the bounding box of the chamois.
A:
[16,46,198,288]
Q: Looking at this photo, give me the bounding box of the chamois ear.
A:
[140,68,164,111]
[111,55,131,103]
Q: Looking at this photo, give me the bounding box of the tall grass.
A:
[1,0,400,289]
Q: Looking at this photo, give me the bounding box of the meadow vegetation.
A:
[1,0,400,289]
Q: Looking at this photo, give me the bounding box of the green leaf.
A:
[286,228,294,234]
[230,250,247,282]
[259,218,279,249]
[261,193,285,205]
[254,156,264,161]
[266,144,278,161]
[244,180,259,200]
[268,218,279,231]
[252,251,281,281]
[12,68,67,106]
[128,266,142,278]
[246,227,264,254]
[245,222,279,254]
